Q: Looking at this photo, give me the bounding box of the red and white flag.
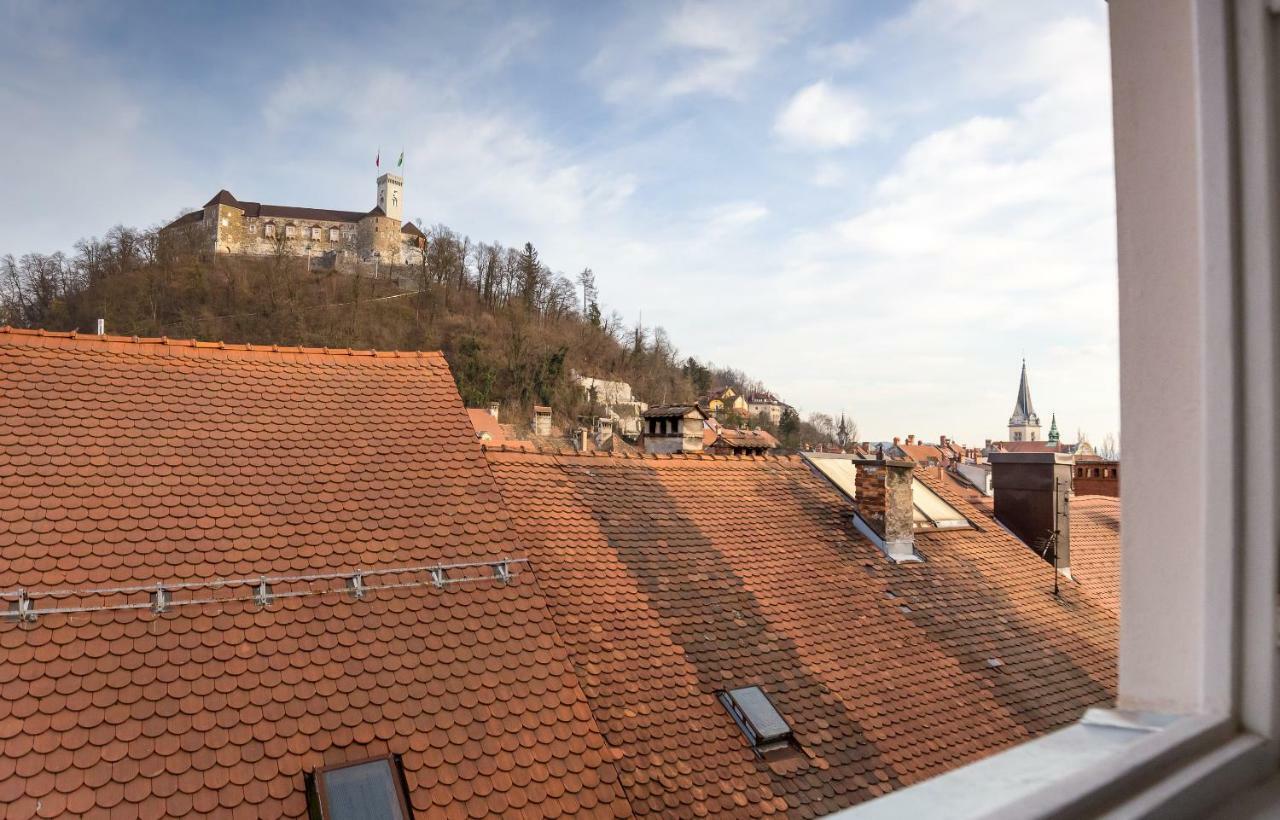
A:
[375,148,380,168]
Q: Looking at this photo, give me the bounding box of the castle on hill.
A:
[160,173,426,267]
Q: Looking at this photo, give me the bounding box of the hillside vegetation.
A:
[0,223,847,447]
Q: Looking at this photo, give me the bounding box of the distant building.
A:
[160,173,427,267]
[745,391,789,425]
[574,373,647,438]
[1074,457,1120,497]
[698,387,749,417]
[641,405,709,454]
[1007,359,1042,442]
[574,373,635,405]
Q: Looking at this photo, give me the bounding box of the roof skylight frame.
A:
[910,478,973,531]
[718,685,794,753]
[306,754,411,820]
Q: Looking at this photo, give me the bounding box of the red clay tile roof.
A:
[933,467,994,515]
[0,328,630,819]
[988,441,1072,454]
[896,443,946,464]
[1069,495,1121,614]
[483,449,1117,817]
[466,408,506,441]
[709,428,779,450]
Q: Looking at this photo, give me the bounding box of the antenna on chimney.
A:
[1041,531,1060,597]
[1043,474,1067,597]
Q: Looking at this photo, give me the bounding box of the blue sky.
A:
[0,0,1117,445]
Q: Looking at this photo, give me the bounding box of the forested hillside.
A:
[0,223,846,447]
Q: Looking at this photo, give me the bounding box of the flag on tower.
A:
[397,150,404,168]
[375,148,380,168]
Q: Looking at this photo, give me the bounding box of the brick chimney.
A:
[852,457,917,563]
[989,452,1074,572]
[906,434,915,445]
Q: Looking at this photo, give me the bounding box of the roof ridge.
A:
[0,326,445,360]
[482,445,802,464]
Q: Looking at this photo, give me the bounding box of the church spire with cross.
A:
[1007,359,1042,442]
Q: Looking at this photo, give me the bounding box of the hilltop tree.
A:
[577,267,601,327]
[517,242,541,307]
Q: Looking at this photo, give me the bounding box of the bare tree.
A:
[807,412,836,440]
[1097,432,1119,459]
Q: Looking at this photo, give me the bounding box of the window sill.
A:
[833,709,1271,819]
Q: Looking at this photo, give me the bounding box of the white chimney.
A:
[95,319,105,336]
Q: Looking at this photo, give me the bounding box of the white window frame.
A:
[285,224,296,239]
[841,1,1280,816]
[329,227,339,242]
[311,226,321,240]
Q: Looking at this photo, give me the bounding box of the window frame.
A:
[841,1,1280,816]
[309,754,412,820]
[718,686,794,753]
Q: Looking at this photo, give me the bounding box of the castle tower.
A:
[1047,413,1060,445]
[376,173,403,222]
[1007,359,1042,442]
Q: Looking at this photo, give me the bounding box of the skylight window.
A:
[911,479,971,530]
[306,756,410,820]
[719,686,793,752]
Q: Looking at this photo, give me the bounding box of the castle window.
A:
[220,217,229,227]
[264,223,276,238]
[285,225,296,238]
[329,228,339,242]
[249,224,257,235]
[311,226,321,240]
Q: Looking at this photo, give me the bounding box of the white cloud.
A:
[704,200,769,234]
[586,0,811,103]
[774,81,871,149]
[808,38,869,69]
[754,9,1117,442]
[809,161,849,187]
[255,64,637,234]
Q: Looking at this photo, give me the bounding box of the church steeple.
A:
[1047,413,1060,445]
[1007,359,1043,442]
